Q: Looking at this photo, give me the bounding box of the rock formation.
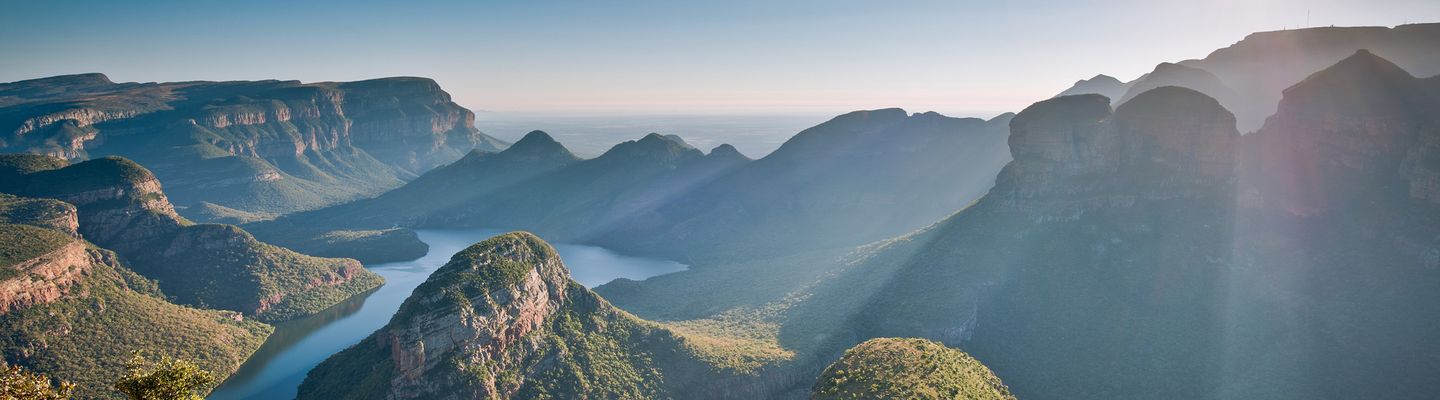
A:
[0,154,382,322]
[299,232,747,400]
[0,194,270,399]
[0,74,508,221]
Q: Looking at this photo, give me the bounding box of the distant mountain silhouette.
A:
[1053,73,1131,101]
[1054,23,1440,131]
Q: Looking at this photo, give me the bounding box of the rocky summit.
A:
[299,232,758,400]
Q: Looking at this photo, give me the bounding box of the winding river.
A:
[209,229,686,400]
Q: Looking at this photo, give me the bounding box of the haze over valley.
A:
[3,1,1440,399]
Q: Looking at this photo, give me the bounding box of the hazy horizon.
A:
[4,0,1439,115]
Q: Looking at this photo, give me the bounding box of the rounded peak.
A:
[497,130,577,161]
[987,112,1017,123]
[813,338,1015,400]
[65,156,157,184]
[518,130,557,143]
[599,132,701,162]
[1309,49,1414,82]
[1088,74,1121,83]
[1014,94,1113,128]
[707,143,749,160]
[1115,86,1233,120]
[436,231,565,289]
[508,130,564,150]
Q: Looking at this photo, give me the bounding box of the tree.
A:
[112,351,215,400]
[0,363,74,400]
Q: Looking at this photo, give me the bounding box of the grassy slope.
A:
[0,222,271,399]
[811,338,1014,400]
[0,154,385,322]
[300,232,785,400]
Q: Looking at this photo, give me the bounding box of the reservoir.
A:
[209,229,686,400]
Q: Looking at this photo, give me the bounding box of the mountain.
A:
[0,74,508,222]
[1181,23,1440,131]
[1051,23,1440,131]
[592,109,1014,261]
[0,154,383,322]
[801,53,1440,399]
[298,232,775,399]
[1053,74,1132,100]
[599,87,1241,398]
[263,108,1012,265]
[811,338,1014,400]
[1221,50,1440,399]
[249,130,581,262]
[1116,62,1245,112]
[0,194,271,399]
[253,131,744,260]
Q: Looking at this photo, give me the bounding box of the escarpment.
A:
[997,88,1238,223]
[0,154,382,322]
[0,74,508,221]
[805,86,1245,399]
[0,194,271,399]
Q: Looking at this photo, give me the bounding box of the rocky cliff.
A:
[299,232,751,400]
[0,195,271,399]
[0,74,507,221]
[0,154,382,322]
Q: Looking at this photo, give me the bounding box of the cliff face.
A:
[0,74,507,221]
[780,87,1244,399]
[0,229,90,314]
[300,232,748,400]
[795,52,1440,400]
[0,154,382,322]
[1246,50,1439,213]
[998,88,1237,222]
[0,195,272,400]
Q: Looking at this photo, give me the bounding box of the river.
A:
[209,229,686,400]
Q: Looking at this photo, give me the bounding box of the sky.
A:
[3,0,1438,117]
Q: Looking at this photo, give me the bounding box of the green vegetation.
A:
[301,232,779,399]
[0,225,270,399]
[187,202,276,224]
[125,225,386,322]
[0,195,75,233]
[0,224,71,274]
[0,153,68,180]
[812,338,1014,400]
[0,155,385,322]
[245,227,428,264]
[112,351,215,400]
[1,363,74,400]
[2,74,508,220]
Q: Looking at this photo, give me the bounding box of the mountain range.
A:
[0,74,507,223]
[3,22,1440,400]
[1058,22,1440,131]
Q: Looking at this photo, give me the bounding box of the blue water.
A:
[208,229,686,400]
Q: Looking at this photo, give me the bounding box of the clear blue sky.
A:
[3,0,1437,116]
